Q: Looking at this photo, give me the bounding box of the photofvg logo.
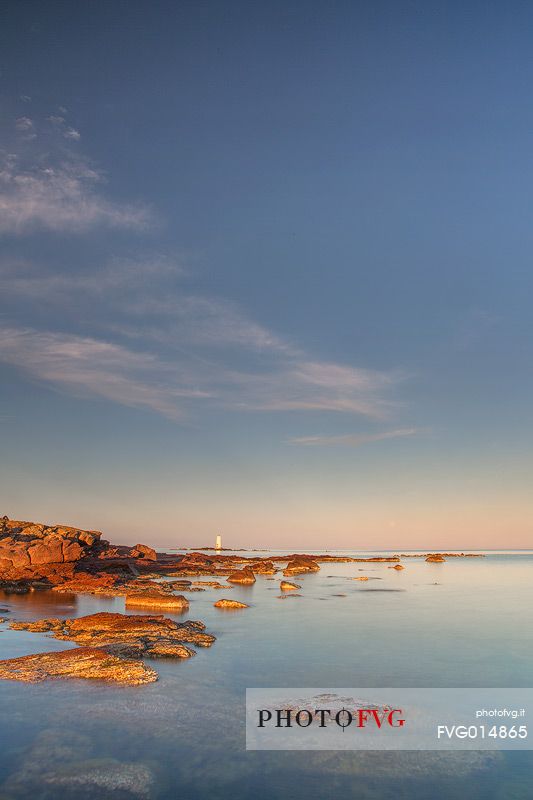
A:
[246,688,533,751]
[258,704,405,731]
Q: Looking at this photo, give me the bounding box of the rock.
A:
[11,611,216,649]
[0,517,102,579]
[249,560,277,574]
[192,580,229,588]
[125,593,189,610]
[0,646,157,685]
[52,572,122,595]
[0,580,31,593]
[227,567,256,584]
[426,554,446,563]
[280,581,301,591]
[352,576,369,581]
[168,582,205,592]
[143,642,196,659]
[389,564,405,570]
[283,558,320,576]
[130,543,157,561]
[214,599,249,609]
[277,593,301,599]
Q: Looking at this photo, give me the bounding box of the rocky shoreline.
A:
[0,514,484,685]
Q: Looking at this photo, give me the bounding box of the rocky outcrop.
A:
[0,516,103,579]
[273,554,401,563]
[125,593,189,610]
[0,646,157,685]
[283,558,320,576]
[401,553,483,558]
[51,573,122,595]
[214,599,249,609]
[130,543,157,561]
[192,580,230,588]
[10,612,216,653]
[426,554,446,563]
[280,580,301,591]
[227,567,256,584]
[249,560,277,574]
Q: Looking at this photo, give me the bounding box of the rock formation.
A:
[0,646,157,685]
[0,517,104,581]
[3,612,217,680]
[227,567,256,584]
[283,557,320,576]
[125,593,189,610]
[130,544,157,561]
[214,599,248,609]
[249,560,277,574]
[280,580,301,591]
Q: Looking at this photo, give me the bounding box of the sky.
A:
[0,0,532,549]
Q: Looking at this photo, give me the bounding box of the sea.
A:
[0,550,532,799]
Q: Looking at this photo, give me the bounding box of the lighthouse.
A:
[215,534,222,551]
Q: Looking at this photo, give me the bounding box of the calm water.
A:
[0,551,532,799]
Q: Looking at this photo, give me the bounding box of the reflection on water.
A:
[0,553,532,798]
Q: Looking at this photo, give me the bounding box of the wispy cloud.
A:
[15,117,33,132]
[0,103,408,424]
[63,127,81,141]
[288,428,417,447]
[0,322,399,422]
[0,154,150,233]
[0,109,151,233]
[0,254,405,421]
[0,258,294,355]
[0,327,210,420]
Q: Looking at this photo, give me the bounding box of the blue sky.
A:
[1,1,532,548]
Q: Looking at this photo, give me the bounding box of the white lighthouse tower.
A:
[215,534,222,551]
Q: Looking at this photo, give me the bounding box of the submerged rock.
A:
[214,599,249,609]
[352,576,369,581]
[42,758,155,798]
[0,646,157,685]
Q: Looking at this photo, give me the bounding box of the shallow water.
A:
[0,552,532,798]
